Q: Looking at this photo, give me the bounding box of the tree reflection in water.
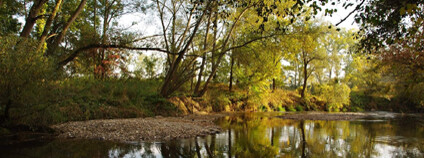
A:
[1,112,423,158]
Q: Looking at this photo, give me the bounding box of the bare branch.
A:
[335,0,366,26]
[58,44,169,67]
[224,34,280,52]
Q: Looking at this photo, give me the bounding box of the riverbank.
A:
[276,111,424,120]
[51,114,223,142]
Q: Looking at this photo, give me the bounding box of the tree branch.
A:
[335,0,366,26]
[224,33,280,52]
[58,44,170,67]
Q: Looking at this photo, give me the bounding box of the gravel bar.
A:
[51,114,223,142]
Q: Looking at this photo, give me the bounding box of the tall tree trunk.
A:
[93,0,96,35]
[46,0,87,56]
[191,64,195,91]
[20,0,48,38]
[37,0,63,53]
[194,13,211,95]
[194,54,206,94]
[100,1,110,79]
[272,78,276,92]
[197,8,248,97]
[301,62,308,98]
[294,60,298,87]
[229,52,235,92]
[160,2,209,97]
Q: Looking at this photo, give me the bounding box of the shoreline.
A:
[51,114,224,142]
[275,111,424,120]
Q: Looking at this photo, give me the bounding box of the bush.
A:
[393,82,424,112]
[0,36,57,126]
[313,83,351,112]
[295,105,304,111]
[277,106,286,112]
[288,106,296,112]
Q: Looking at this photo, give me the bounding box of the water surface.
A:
[1,112,423,157]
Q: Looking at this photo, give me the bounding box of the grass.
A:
[3,77,180,130]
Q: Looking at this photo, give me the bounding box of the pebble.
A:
[51,114,223,142]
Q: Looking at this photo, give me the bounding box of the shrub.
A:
[277,106,286,112]
[288,106,296,112]
[295,105,304,111]
[313,83,351,112]
[0,36,57,126]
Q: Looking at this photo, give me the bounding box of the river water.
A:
[1,112,423,157]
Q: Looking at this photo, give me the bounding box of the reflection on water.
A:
[1,112,423,158]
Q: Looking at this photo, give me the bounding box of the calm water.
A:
[1,112,423,158]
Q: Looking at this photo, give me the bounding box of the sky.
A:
[321,1,360,30]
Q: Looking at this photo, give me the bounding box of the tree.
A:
[285,21,327,98]
[349,0,424,50]
[0,0,23,36]
[135,54,163,79]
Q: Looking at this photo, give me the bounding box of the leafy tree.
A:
[351,0,424,50]
[378,20,424,110]
[0,0,23,36]
[285,21,328,98]
[135,54,164,79]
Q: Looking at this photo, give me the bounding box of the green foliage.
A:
[312,82,351,112]
[0,36,57,126]
[288,106,297,112]
[295,105,304,111]
[0,0,22,35]
[134,54,163,79]
[203,84,234,112]
[350,91,369,110]
[354,0,424,50]
[277,106,286,112]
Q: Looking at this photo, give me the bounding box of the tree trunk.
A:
[229,52,235,92]
[194,54,206,94]
[37,0,63,53]
[160,2,208,97]
[20,0,48,38]
[191,64,195,91]
[46,0,87,56]
[100,1,109,79]
[294,61,297,87]
[272,78,276,92]
[193,13,211,95]
[301,62,308,98]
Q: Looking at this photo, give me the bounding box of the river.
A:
[1,112,423,157]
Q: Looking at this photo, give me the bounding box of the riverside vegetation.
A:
[1,0,424,137]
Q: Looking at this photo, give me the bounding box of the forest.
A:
[1,0,423,130]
